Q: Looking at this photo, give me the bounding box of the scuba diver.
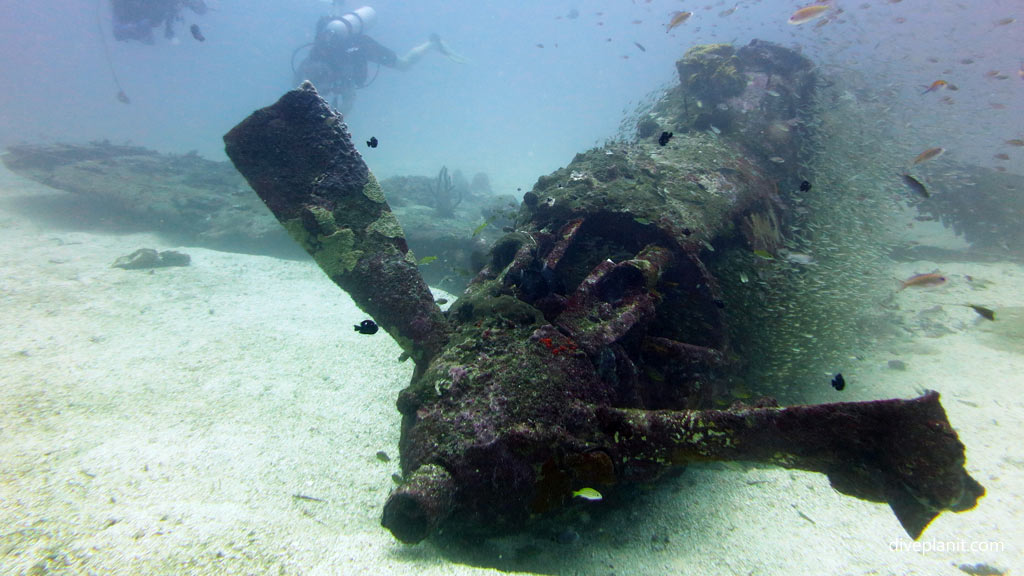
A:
[293,2,467,114]
[104,0,208,102]
[110,0,208,43]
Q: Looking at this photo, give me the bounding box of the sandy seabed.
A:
[1,165,1021,576]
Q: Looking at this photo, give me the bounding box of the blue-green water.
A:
[0,1,1021,574]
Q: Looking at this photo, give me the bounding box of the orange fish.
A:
[1005,139,1024,147]
[921,80,948,94]
[788,4,830,25]
[666,11,692,32]
[899,272,947,290]
[912,147,945,165]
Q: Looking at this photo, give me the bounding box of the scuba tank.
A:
[292,6,377,79]
[324,6,376,40]
[292,5,381,102]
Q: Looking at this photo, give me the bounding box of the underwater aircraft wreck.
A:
[223,41,983,545]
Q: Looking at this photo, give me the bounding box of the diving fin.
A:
[430,33,471,64]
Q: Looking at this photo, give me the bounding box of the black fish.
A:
[366,136,378,148]
[189,24,205,42]
[900,173,929,198]
[658,131,673,146]
[633,41,646,52]
[965,304,995,321]
[830,373,845,391]
[799,180,812,192]
[354,319,379,335]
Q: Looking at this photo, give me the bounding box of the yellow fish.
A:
[912,147,945,165]
[898,272,947,290]
[788,4,830,25]
[572,487,603,501]
[921,80,948,94]
[666,11,693,32]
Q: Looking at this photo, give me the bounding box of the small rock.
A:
[555,528,580,545]
[887,359,907,371]
[112,248,190,269]
[958,562,1005,576]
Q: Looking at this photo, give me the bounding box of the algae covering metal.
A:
[223,45,982,547]
[224,82,449,369]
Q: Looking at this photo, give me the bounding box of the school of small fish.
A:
[550,0,1021,394]
[545,1,1022,177]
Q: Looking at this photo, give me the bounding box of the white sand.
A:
[1,164,1020,575]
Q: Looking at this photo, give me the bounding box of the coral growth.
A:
[432,166,462,218]
[676,44,746,103]
[743,208,783,254]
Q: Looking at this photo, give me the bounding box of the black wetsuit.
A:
[295,17,398,103]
